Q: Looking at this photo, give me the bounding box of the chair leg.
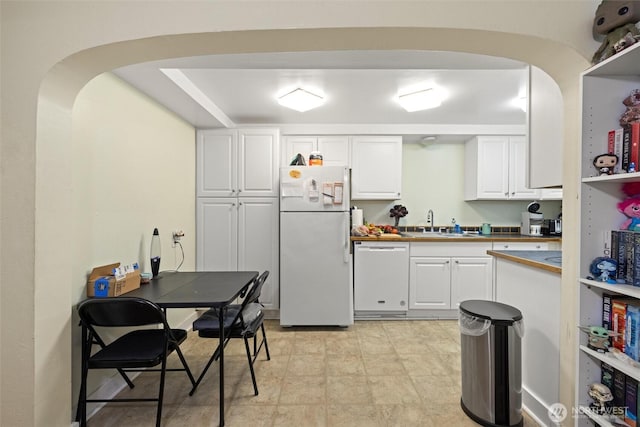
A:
[189,345,219,396]
[261,323,271,361]
[243,336,259,395]
[173,345,196,387]
[155,348,169,427]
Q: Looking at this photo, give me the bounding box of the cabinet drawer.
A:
[410,242,492,257]
[492,241,549,250]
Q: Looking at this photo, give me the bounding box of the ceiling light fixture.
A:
[277,88,325,112]
[397,88,443,112]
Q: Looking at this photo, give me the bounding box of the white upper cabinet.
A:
[197,128,279,197]
[282,135,350,166]
[351,135,402,200]
[464,135,539,200]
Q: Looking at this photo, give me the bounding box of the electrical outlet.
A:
[172,230,184,246]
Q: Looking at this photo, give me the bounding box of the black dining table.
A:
[126,270,258,426]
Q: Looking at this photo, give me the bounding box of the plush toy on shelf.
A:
[618,181,640,230]
[591,0,640,64]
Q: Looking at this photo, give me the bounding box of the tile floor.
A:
[86,319,539,426]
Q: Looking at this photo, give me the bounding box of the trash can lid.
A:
[459,300,522,323]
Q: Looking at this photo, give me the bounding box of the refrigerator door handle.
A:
[343,212,350,263]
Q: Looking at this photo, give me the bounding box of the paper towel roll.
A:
[352,209,364,227]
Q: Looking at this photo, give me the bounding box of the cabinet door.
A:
[351,136,402,199]
[409,257,451,309]
[237,198,279,309]
[539,188,563,200]
[283,136,316,166]
[238,128,279,197]
[450,257,493,309]
[470,136,510,200]
[196,198,238,271]
[318,136,350,166]
[197,130,237,197]
[508,136,541,199]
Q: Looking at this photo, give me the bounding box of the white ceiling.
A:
[114,50,529,143]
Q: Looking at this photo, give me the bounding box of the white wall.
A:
[70,72,196,408]
[358,143,561,227]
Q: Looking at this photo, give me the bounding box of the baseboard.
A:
[81,310,200,421]
[522,385,559,427]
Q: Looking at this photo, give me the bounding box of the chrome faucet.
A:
[426,209,434,232]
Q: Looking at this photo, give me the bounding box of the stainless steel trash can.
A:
[459,300,523,427]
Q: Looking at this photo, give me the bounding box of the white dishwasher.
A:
[354,241,409,312]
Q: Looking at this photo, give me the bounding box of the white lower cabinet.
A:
[410,256,493,310]
[196,197,279,309]
[409,242,493,312]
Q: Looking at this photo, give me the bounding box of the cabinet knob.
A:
[231,189,235,193]
[237,189,241,194]
[446,260,450,264]
[455,260,459,264]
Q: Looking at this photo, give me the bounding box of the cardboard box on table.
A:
[86,262,141,297]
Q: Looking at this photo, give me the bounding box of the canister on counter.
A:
[309,151,323,166]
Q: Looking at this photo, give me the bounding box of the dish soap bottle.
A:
[150,228,161,277]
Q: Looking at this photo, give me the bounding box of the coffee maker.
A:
[521,201,544,236]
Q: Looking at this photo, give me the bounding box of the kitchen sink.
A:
[400,231,485,238]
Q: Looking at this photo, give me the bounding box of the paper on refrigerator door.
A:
[322,183,333,205]
[281,182,304,197]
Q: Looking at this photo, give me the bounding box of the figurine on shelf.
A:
[588,382,613,414]
[591,0,640,64]
[618,181,640,230]
[589,257,618,284]
[593,153,618,175]
[579,325,619,352]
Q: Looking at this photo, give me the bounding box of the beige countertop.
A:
[488,250,562,274]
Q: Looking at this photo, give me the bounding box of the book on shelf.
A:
[613,298,640,351]
[627,304,640,361]
[599,361,638,425]
[604,293,614,332]
[610,230,640,286]
[623,127,631,172]
[627,376,638,427]
[614,366,627,411]
[615,128,625,174]
[632,122,640,173]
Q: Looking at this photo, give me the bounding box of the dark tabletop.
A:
[126,271,259,308]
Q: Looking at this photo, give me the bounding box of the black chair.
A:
[190,270,271,396]
[76,297,196,427]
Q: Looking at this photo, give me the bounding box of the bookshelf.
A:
[578,42,640,427]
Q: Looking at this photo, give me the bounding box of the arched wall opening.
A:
[28,27,588,425]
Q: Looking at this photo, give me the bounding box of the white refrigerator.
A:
[279,166,354,326]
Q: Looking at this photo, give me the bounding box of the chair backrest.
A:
[78,297,165,328]
[242,271,270,307]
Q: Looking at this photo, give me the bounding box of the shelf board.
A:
[580,345,640,382]
[580,278,640,299]
[583,172,640,184]
[583,42,640,77]
[578,405,628,427]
